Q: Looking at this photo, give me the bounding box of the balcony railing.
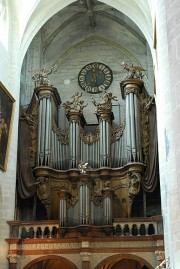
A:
[7,215,163,239]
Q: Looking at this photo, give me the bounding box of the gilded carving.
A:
[128,172,141,199]
[52,124,69,145]
[78,161,88,174]
[63,92,87,114]
[127,171,141,217]
[36,177,50,216]
[81,131,99,145]
[121,62,146,80]
[140,94,155,159]
[20,105,38,165]
[111,120,126,143]
[91,193,103,206]
[92,91,117,114]
[125,87,140,96]
[32,65,57,87]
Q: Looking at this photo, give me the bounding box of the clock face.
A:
[78,62,113,94]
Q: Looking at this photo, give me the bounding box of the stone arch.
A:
[19,0,153,66]
[94,253,154,269]
[23,255,79,269]
[54,36,143,67]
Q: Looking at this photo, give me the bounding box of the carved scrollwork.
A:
[91,193,103,206]
[36,177,50,215]
[52,124,69,145]
[140,94,155,158]
[111,120,126,143]
[128,172,141,199]
[67,194,79,208]
[20,104,38,164]
[125,87,140,96]
[80,126,100,145]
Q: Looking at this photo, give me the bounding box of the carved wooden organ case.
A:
[17,78,158,225]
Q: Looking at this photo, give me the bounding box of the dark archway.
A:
[94,254,154,269]
[23,255,78,269]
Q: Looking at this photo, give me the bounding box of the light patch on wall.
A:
[0,0,8,49]
[64,79,71,85]
[164,128,169,161]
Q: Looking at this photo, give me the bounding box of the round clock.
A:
[78,62,113,94]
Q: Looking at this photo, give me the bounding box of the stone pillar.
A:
[7,254,19,269]
[155,250,166,268]
[80,252,91,269]
[120,79,143,162]
[35,86,61,166]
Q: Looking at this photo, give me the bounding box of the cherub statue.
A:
[121,62,146,80]
[78,161,88,174]
[102,91,117,108]
[71,92,83,110]
[91,91,117,113]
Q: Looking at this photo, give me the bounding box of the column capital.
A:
[120,79,143,99]
[155,250,165,262]
[35,86,61,107]
[67,110,86,127]
[7,254,20,264]
[80,252,91,261]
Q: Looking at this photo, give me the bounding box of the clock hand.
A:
[92,69,97,82]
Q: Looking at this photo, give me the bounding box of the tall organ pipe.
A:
[35,86,61,167]
[120,80,143,163]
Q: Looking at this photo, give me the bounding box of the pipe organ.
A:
[18,66,157,225]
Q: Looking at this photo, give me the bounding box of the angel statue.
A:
[78,161,88,174]
[32,65,57,87]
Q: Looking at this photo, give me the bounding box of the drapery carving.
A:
[17,112,36,199]
[141,101,158,192]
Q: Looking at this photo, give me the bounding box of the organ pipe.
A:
[102,188,113,225]
[35,86,61,167]
[120,79,143,163]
